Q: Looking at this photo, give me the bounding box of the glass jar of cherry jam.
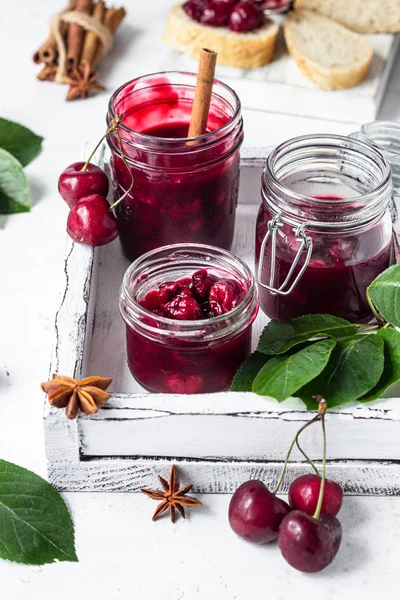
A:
[107,72,243,261]
[120,244,259,394]
[255,134,394,323]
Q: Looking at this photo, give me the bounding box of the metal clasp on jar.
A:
[257,213,313,296]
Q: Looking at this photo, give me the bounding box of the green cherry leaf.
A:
[257,315,357,356]
[231,351,270,392]
[0,148,31,215]
[367,264,400,327]
[359,328,400,402]
[0,460,78,565]
[299,334,385,408]
[0,118,43,167]
[252,338,336,401]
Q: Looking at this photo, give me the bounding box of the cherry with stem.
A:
[228,409,323,545]
[278,402,343,573]
[61,115,135,247]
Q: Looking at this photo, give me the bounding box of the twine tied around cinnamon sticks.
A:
[33,1,126,101]
[51,10,113,83]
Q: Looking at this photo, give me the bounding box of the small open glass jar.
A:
[255,134,394,323]
[120,244,259,394]
[107,72,243,261]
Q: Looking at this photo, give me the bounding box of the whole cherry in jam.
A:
[166,374,204,394]
[209,279,241,316]
[58,162,109,208]
[192,269,216,298]
[67,194,119,247]
[228,481,291,544]
[164,296,203,320]
[278,511,342,573]
[228,1,262,31]
[288,474,343,517]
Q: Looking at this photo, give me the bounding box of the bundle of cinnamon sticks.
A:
[33,0,126,101]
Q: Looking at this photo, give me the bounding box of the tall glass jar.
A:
[120,244,259,394]
[107,72,243,261]
[255,134,394,323]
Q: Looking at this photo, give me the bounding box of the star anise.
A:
[141,465,203,523]
[41,374,112,420]
[63,65,105,101]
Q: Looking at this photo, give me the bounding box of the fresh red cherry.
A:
[278,510,342,573]
[288,474,343,517]
[200,3,230,26]
[209,279,242,316]
[228,1,262,31]
[166,374,204,394]
[58,162,109,208]
[229,480,291,544]
[163,296,203,320]
[183,0,210,21]
[67,194,119,247]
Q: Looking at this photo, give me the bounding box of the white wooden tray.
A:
[43,145,400,495]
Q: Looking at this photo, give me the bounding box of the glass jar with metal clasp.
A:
[255,133,394,323]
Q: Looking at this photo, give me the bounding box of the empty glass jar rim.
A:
[265,133,392,207]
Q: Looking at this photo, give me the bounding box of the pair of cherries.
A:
[58,162,119,246]
[229,408,343,573]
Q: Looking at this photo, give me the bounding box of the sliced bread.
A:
[294,0,400,33]
[163,4,279,69]
[284,10,374,90]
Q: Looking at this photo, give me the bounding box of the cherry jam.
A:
[120,244,259,394]
[256,206,393,322]
[256,134,394,323]
[107,73,243,261]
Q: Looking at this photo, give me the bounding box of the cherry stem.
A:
[313,410,327,521]
[273,413,320,495]
[295,433,321,477]
[81,114,123,173]
[108,127,135,212]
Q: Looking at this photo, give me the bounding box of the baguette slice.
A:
[284,10,374,90]
[294,0,400,33]
[163,4,279,69]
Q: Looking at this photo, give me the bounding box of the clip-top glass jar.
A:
[120,244,259,394]
[255,134,394,323]
[107,72,243,261]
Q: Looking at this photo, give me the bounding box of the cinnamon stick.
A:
[33,34,58,65]
[36,64,57,81]
[188,49,217,138]
[80,0,106,72]
[66,0,93,73]
[92,6,126,68]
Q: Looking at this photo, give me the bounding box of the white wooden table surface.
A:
[1,1,400,598]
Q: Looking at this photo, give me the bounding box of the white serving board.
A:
[43,144,400,495]
[129,5,400,125]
